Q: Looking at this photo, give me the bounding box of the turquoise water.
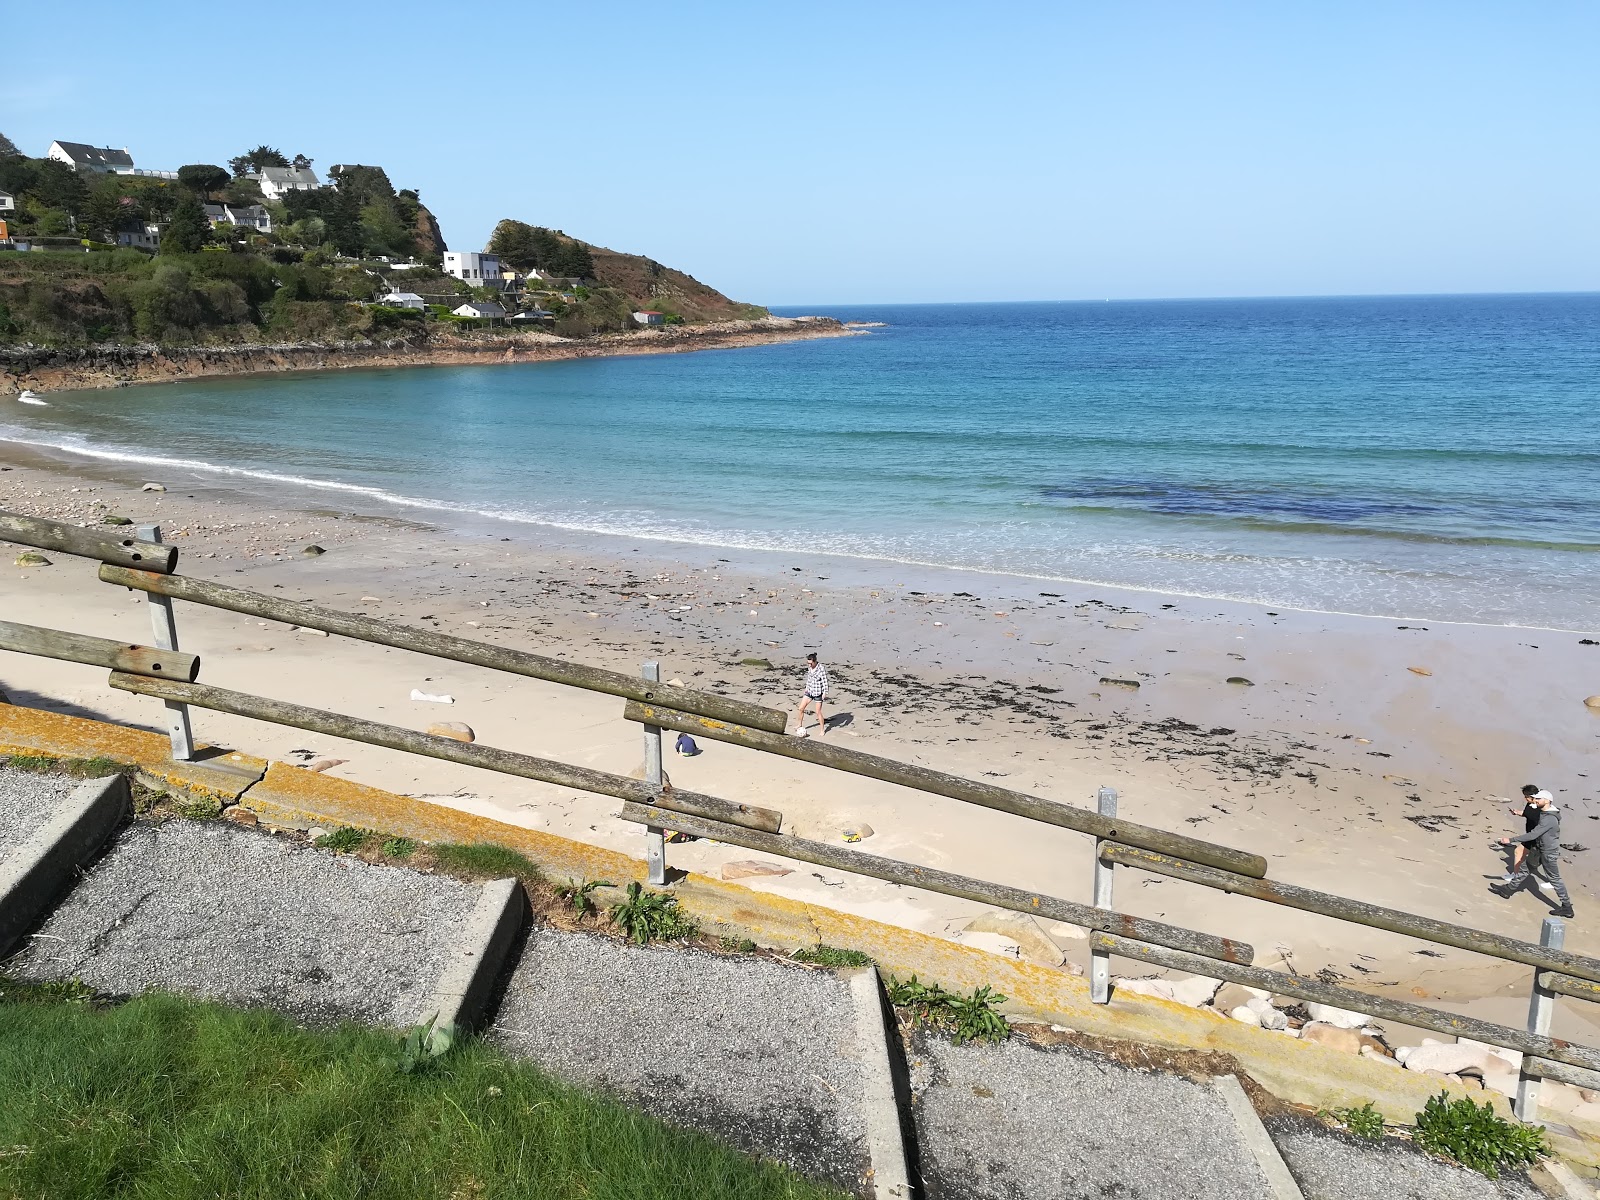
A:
[5,295,1599,628]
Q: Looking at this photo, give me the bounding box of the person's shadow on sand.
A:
[821,712,854,733]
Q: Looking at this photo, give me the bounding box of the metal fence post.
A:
[642,661,667,885]
[1515,916,1564,1121]
[1091,786,1118,1003]
[134,524,194,761]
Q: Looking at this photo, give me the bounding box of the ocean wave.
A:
[3,428,1597,633]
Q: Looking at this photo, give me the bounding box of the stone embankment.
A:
[0,315,856,393]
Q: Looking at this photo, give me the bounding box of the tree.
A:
[177,164,230,198]
[227,145,288,177]
[28,160,89,216]
[80,184,127,243]
[487,219,541,270]
[0,132,19,159]
[291,153,313,171]
[162,193,210,254]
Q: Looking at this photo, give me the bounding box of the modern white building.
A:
[116,222,162,251]
[632,311,665,327]
[203,203,272,232]
[442,251,501,285]
[48,141,134,173]
[0,190,14,213]
[379,292,427,311]
[452,301,506,320]
[256,165,321,199]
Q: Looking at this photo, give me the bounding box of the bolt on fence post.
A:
[1515,916,1565,1122]
[1090,786,1117,1004]
[642,661,667,885]
[134,525,194,762]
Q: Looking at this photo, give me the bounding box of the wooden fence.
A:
[0,507,1594,1120]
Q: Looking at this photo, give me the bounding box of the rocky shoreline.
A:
[0,315,858,394]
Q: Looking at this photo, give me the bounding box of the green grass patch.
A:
[321,825,373,853]
[381,836,417,859]
[1412,1090,1546,1178]
[886,974,1009,1045]
[3,754,130,779]
[0,991,840,1200]
[721,937,759,954]
[430,842,544,886]
[792,945,872,968]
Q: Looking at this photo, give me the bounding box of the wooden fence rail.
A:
[622,699,1267,878]
[1099,842,1600,988]
[0,620,199,681]
[616,800,1253,963]
[107,672,783,834]
[98,566,788,733]
[0,511,176,573]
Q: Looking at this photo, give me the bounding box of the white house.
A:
[203,203,272,232]
[452,301,506,320]
[48,141,135,173]
[442,251,501,285]
[0,190,14,214]
[508,308,555,323]
[257,165,321,199]
[632,311,665,327]
[116,222,162,251]
[380,292,427,311]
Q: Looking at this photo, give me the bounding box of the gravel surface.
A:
[907,1030,1272,1200]
[1270,1121,1545,1200]
[490,929,869,1192]
[6,819,476,1027]
[0,769,86,861]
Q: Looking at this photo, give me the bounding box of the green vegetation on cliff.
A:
[0,133,766,348]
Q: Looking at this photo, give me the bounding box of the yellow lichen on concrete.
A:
[0,704,265,801]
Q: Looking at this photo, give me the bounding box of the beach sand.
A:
[3,444,1598,1045]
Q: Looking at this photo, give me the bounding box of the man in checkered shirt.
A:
[794,652,829,738]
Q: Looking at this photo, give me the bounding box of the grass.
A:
[792,945,872,968]
[3,754,130,780]
[429,842,545,887]
[322,826,373,852]
[886,974,1009,1045]
[1412,1090,1547,1178]
[0,990,844,1200]
[1324,1100,1385,1140]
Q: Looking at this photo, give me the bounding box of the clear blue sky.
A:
[5,2,1595,306]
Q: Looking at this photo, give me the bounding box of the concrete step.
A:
[489,927,874,1195]
[5,818,480,1028]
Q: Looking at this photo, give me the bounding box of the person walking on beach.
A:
[1498,785,1547,883]
[1491,787,1575,919]
[794,652,829,739]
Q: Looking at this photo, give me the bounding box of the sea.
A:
[5,294,1598,630]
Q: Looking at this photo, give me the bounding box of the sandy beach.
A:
[3,442,1598,1044]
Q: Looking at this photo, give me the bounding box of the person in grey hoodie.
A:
[1492,790,1575,918]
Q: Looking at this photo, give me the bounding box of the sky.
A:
[4,2,1596,306]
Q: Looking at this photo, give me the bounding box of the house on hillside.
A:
[257,165,321,199]
[442,251,501,285]
[0,191,14,214]
[203,203,272,232]
[116,222,162,251]
[508,308,555,324]
[48,141,134,173]
[632,311,665,327]
[380,292,427,311]
[452,301,506,321]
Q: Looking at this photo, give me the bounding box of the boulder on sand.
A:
[427,721,475,743]
[964,910,1064,968]
[1305,1002,1369,1029]
[1114,975,1221,1008]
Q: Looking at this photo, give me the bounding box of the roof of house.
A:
[52,141,134,169]
[383,292,425,302]
[454,301,506,316]
[259,166,320,188]
[510,308,554,319]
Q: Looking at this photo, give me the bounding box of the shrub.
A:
[1412,1091,1546,1178]
[1328,1101,1385,1140]
[609,881,698,945]
[885,975,1009,1044]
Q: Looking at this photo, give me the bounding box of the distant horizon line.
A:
[768,288,1600,309]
